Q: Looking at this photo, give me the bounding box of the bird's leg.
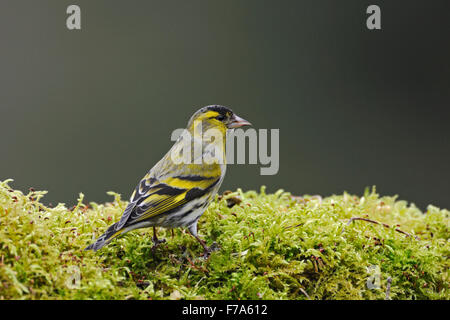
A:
[188,222,219,258]
[151,226,166,251]
[193,235,210,257]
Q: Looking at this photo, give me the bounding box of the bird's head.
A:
[187,105,251,134]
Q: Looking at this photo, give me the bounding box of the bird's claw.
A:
[151,238,166,252]
[200,241,220,259]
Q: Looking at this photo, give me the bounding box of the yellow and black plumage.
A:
[85,105,251,256]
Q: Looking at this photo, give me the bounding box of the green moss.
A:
[0,179,448,300]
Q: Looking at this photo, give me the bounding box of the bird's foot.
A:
[200,241,220,259]
[151,237,166,252]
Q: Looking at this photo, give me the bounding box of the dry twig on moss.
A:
[343,217,420,240]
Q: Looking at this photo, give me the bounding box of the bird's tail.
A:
[84,222,125,251]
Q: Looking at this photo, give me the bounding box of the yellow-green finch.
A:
[85,105,251,256]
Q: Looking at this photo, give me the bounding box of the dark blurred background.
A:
[0,1,449,209]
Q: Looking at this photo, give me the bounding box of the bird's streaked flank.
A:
[85,105,251,256]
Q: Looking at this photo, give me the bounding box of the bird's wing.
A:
[115,170,220,229]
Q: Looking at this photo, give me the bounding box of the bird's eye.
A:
[216,115,225,121]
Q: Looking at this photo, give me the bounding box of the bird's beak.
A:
[228,114,252,128]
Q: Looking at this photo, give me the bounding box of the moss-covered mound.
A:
[0,179,448,300]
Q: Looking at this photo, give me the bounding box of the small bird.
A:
[85,105,251,256]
